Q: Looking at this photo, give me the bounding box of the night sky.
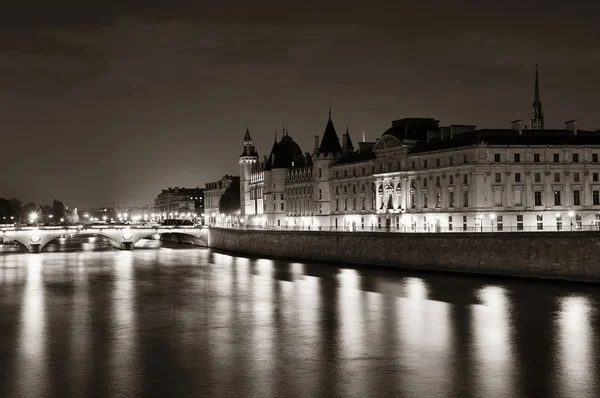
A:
[2,2,599,208]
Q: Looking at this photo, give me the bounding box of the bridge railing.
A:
[220,224,600,233]
[0,224,207,232]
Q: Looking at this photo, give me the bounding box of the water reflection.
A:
[110,251,138,396]
[17,254,48,397]
[1,248,600,397]
[472,285,516,397]
[557,295,595,397]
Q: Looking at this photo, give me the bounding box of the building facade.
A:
[205,175,239,225]
[239,68,600,232]
[152,187,203,221]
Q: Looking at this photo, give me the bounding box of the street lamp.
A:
[476,215,483,232]
[29,212,38,225]
[489,213,496,231]
[568,211,574,230]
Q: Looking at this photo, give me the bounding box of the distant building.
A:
[153,187,203,221]
[205,175,239,225]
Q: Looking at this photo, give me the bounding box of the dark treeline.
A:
[0,198,75,225]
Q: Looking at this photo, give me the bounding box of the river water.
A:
[0,236,599,397]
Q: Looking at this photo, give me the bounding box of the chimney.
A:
[511,120,524,135]
[314,135,319,152]
[566,120,578,135]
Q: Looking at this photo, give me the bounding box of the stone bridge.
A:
[0,225,209,253]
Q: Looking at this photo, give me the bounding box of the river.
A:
[0,235,598,397]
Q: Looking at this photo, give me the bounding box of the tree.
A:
[219,180,241,214]
[66,207,79,224]
[0,198,13,222]
[52,199,67,221]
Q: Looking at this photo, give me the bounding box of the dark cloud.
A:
[1,2,599,207]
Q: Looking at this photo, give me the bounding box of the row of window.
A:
[495,152,600,163]
[531,190,600,206]
[334,166,373,179]
[494,171,600,183]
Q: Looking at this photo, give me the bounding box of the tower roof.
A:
[239,128,258,158]
[243,128,252,142]
[343,125,355,151]
[318,110,342,155]
[264,134,305,170]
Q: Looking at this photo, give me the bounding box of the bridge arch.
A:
[1,226,209,253]
[129,228,209,247]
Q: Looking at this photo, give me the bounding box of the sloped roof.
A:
[343,126,354,151]
[409,128,600,154]
[318,117,342,155]
[265,135,306,170]
[383,118,441,141]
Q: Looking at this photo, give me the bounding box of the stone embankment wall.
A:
[209,228,600,282]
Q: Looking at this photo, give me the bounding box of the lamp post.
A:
[490,213,496,232]
[568,211,574,231]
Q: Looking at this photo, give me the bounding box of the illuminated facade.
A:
[240,110,372,229]
[204,175,238,225]
[239,69,600,231]
[152,187,203,220]
[372,119,600,231]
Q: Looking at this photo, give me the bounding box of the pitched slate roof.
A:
[318,117,342,155]
[409,128,600,154]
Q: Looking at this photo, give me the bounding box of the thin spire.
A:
[531,63,544,130]
[328,96,332,120]
[534,63,540,103]
[362,124,366,142]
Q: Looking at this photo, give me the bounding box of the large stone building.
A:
[152,187,203,221]
[205,175,239,225]
[239,68,600,232]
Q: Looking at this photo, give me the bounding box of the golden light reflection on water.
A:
[472,285,516,397]
[557,295,595,397]
[398,277,453,396]
[68,260,90,397]
[110,251,138,396]
[17,254,48,397]
[2,246,600,397]
[338,269,362,359]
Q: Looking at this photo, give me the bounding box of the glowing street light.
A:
[568,211,575,230]
[489,213,496,231]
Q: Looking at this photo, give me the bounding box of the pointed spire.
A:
[534,63,540,103]
[243,127,252,143]
[328,97,332,120]
[531,63,544,130]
